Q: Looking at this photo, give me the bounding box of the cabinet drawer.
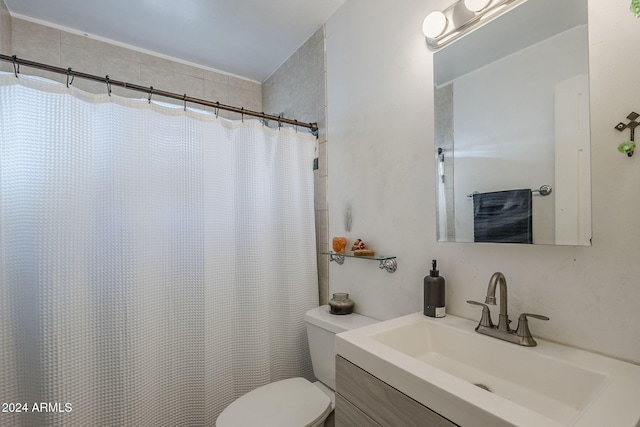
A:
[335,393,382,427]
[336,355,458,427]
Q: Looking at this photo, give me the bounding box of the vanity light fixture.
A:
[422,0,522,49]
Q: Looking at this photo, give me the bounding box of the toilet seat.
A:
[216,377,332,427]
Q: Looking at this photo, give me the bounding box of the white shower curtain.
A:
[0,74,319,426]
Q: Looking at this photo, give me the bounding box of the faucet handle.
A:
[519,313,549,322]
[466,300,494,328]
[467,300,488,308]
[515,313,549,346]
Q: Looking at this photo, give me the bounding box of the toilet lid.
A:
[216,377,331,427]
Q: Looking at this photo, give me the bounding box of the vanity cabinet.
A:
[335,355,458,427]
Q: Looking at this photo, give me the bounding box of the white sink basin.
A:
[335,313,640,427]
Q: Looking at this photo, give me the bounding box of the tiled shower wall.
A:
[5,17,261,118]
[0,0,11,72]
[262,26,329,305]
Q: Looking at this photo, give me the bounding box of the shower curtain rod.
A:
[0,54,319,134]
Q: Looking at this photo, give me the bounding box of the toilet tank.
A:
[305,305,378,390]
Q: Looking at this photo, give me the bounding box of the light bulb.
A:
[422,11,448,38]
[464,0,491,12]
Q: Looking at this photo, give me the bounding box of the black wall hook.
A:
[615,112,639,157]
[66,68,74,87]
[12,55,19,78]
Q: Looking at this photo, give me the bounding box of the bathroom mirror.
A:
[434,0,591,246]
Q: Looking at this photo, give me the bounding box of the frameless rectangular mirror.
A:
[434,0,591,246]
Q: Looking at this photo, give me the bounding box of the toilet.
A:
[216,305,378,427]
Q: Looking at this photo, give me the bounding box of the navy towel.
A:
[473,189,532,244]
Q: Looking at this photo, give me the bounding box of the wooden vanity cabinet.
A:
[335,355,458,427]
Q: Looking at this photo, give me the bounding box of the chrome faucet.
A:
[467,272,549,347]
[485,272,510,332]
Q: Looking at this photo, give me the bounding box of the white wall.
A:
[326,0,640,365]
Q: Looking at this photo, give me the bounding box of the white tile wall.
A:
[9,17,261,116]
[0,0,11,72]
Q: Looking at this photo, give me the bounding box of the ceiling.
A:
[4,0,347,82]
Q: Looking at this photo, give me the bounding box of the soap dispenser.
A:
[424,260,446,318]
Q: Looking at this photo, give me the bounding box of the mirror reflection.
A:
[434,0,591,246]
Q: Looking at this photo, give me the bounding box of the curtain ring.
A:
[148,86,153,104]
[241,107,244,123]
[183,94,187,112]
[215,101,220,118]
[12,55,19,78]
[294,119,298,133]
[105,75,112,96]
[66,68,74,87]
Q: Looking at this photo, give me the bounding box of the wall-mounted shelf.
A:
[320,251,397,273]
